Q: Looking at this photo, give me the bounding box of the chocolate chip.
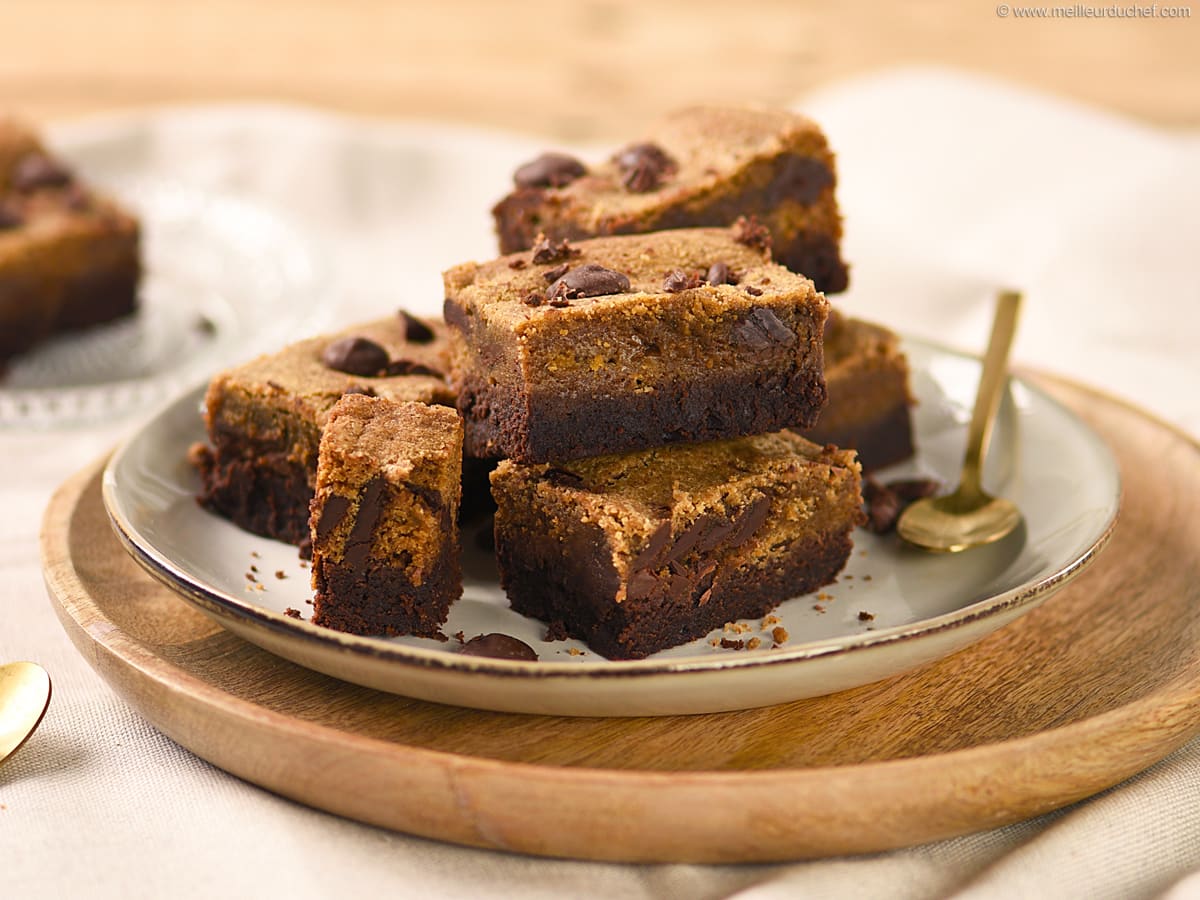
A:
[858,610,876,622]
[547,263,631,301]
[744,286,763,296]
[542,263,570,282]
[12,153,74,191]
[343,476,389,568]
[460,633,539,661]
[398,310,434,343]
[513,152,587,189]
[733,308,796,350]
[630,521,672,570]
[385,359,443,378]
[508,258,527,269]
[863,477,901,534]
[662,269,702,293]
[731,215,772,253]
[0,203,22,230]
[531,235,580,265]
[314,494,351,543]
[613,142,677,192]
[322,336,389,376]
[705,262,731,286]
[523,290,545,307]
[342,385,377,397]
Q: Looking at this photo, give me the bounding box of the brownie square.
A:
[492,106,849,293]
[799,313,915,472]
[191,311,454,545]
[309,394,463,636]
[444,226,829,464]
[0,118,140,363]
[491,431,864,660]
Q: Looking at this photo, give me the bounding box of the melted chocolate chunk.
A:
[613,142,677,192]
[12,153,74,191]
[321,336,389,376]
[705,261,732,286]
[733,308,796,350]
[546,263,631,302]
[343,476,389,568]
[398,310,435,343]
[767,155,834,206]
[513,152,587,189]
[460,633,539,661]
[662,269,702,293]
[731,215,772,253]
[384,359,443,378]
[531,236,580,265]
[315,494,352,543]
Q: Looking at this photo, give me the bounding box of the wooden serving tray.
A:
[41,375,1200,863]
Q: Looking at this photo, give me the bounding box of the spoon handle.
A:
[961,291,1023,497]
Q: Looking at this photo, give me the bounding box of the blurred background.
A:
[3,0,1197,135]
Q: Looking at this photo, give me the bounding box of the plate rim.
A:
[99,335,1122,682]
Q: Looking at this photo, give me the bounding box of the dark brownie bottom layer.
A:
[774,230,849,294]
[801,403,914,473]
[55,262,140,331]
[192,444,313,546]
[498,529,854,660]
[459,368,827,463]
[312,546,461,637]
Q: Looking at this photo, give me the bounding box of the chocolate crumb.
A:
[731,215,772,253]
[719,638,745,650]
[275,570,287,580]
[813,604,826,612]
[542,263,570,282]
[192,315,217,336]
[398,310,435,344]
[513,152,587,189]
[662,269,703,293]
[284,608,302,619]
[858,611,875,622]
[863,477,901,533]
[531,235,581,265]
[772,626,789,644]
[523,290,545,307]
[298,537,313,561]
[705,261,731,285]
[453,631,466,644]
[547,296,571,308]
[245,572,257,583]
[250,565,258,573]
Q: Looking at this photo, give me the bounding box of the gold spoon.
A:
[898,290,1024,552]
[0,662,51,766]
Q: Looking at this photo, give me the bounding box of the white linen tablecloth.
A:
[2,68,1199,899]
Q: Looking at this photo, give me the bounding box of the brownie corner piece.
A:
[444,226,829,464]
[490,431,864,660]
[309,393,464,637]
[193,312,454,545]
[0,117,140,362]
[491,105,849,294]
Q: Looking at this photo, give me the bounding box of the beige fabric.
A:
[2,68,1199,898]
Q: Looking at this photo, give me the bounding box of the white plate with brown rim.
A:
[101,337,1120,716]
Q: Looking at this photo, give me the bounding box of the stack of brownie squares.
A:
[192,106,917,660]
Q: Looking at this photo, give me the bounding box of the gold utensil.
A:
[0,661,51,766]
[898,291,1024,552]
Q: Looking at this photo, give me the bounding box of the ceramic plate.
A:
[0,172,329,427]
[102,339,1120,716]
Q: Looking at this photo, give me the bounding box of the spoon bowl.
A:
[899,290,1024,553]
[0,661,52,766]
